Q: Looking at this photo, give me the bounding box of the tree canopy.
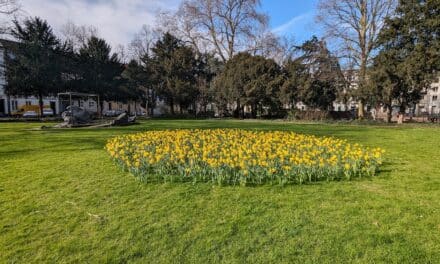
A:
[213,52,283,118]
[78,36,125,106]
[370,0,440,122]
[6,17,65,115]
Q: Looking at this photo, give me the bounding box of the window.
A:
[80,101,84,107]
[433,87,439,93]
[89,101,95,107]
[26,101,32,106]
[433,96,438,101]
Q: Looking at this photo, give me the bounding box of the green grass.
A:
[0,120,439,263]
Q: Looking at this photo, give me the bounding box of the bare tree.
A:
[0,0,20,34]
[115,44,128,63]
[157,9,210,56]
[0,0,19,15]
[246,32,298,64]
[172,0,268,62]
[317,0,396,118]
[60,21,99,51]
[128,25,159,62]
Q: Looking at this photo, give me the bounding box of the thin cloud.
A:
[272,11,314,35]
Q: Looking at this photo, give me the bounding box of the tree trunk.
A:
[99,100,104,116]
[358,101,365,119]
[193,102,197,118]
[134,101,137,116]
[357,0,368,120]
[235,99,241,118]
[169,98,175,115]
[397,106,406,124]
[251,103,257,119]
[38,93,44,118]
[386,105,393,123]
[6,94,11,116]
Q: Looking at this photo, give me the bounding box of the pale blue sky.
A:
[19,0,321,47]
[261,0,320,42]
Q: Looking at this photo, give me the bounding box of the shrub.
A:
[286,110,355,121]
[106,129,384,186]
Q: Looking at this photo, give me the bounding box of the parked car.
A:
[22,111,38,118]
[42,108,54,117]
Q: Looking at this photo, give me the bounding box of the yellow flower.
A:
[105,129,384,185]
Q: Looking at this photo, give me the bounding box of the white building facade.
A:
[415,77,440,115]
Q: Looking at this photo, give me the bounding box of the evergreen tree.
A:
[194,53,223,116]
[289,37,345,111]
[213,52,283,118]
[120,60,149,114]
[6,17,65,116]
[280,59,308,108]
[371,0,440,123]
[150,33,199,115]
[78,36,124,112]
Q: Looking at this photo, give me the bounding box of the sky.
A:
[16,0,321,49]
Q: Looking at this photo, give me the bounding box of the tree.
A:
[213,52,283,118]
[169,0,268,62]
[157,9,209,57]
[280,59,308,108]
[128,25,159,63]
[120,60,149,114]
[284,37,345,111]
[78,36,124,112]
[317,0,396,118]
[194,53,223,115]
[247,31,290,63]
[6,17,64,116]
[126,26,162,115]
[370,0,440,123]
[60,21,98,52]
[150,33,199,115]
[0,0,18,14]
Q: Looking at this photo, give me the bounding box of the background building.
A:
[416,77,440,115]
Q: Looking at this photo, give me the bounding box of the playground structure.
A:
[57,92,101,117]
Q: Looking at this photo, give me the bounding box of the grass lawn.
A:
[0,120,439,263]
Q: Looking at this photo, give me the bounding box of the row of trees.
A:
[4,17,127,115]
[4,16,346,118]
[124,34,347,118]
[2,0,439,121]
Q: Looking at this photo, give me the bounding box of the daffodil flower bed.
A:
[105,129,384,186]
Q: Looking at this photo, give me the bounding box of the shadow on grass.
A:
[113,168,393,189]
